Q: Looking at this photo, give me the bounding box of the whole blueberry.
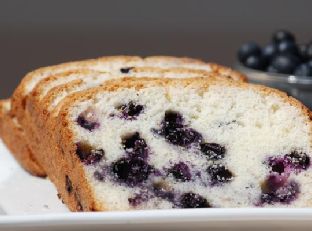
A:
[271,54,300,74]
[169,162,192,182]
[179,193,210,208]
[163,127,203,147]
[237,42,261,63]
[272,30,295,44]
[262,44,278,61]
[164,111,184,128]
[207,164,233,185]
[294,63,312,77]
[285,151,310,171]
[244,55,267,70]
[112,158,152,187]
[155,111,203,147]
[299,44,309,61]
[200,143,226,160]
[277,40,299,55]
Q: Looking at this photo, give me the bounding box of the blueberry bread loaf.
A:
[6,56,246,176]
[24,77,312,211]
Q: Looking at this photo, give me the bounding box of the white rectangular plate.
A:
[1,140,312,231]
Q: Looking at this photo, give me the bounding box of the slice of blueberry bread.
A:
[28,77,311,211]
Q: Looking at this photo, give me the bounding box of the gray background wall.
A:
[0,0,311,98]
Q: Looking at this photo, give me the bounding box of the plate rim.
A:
[2,208,312,225]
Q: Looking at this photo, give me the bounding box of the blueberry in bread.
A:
[5,56,246,176]
[22,77,311,211]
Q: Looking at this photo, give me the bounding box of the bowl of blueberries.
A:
[236,30,312,109]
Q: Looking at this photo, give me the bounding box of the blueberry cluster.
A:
[154,111,233,186]
[111,101,144,120]
[80,110,236,208]
[153,111,203,147]
[112,133,153,187]
[268,151,310,174]
[113,132,211,208]
[238,30,312,76]
[259,151,310,205]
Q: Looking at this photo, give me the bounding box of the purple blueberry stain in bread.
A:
[260,151,309,205]
[154,111,203,147]
[65,175,73,193]
[94,169,106,181]
[267,151,310,174]
[114,101,144,120]
[77,107,100,131]
[262,174,288,192]
[168,162,192,182]
[260,177,299,205]
[179,193,211,208]
[120,67,134,74]
[200,143,226,160]
[122,132,148,160]
[128,190,149,207]
[112,157,152,187]
[207,164,233,185]
[152,181,175,201]
[76,142,105,165]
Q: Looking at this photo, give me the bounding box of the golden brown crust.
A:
[0,99,46,177]
[208,63,247,82]
[51,77,311,211]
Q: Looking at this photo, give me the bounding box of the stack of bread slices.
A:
[0,56,311,211]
